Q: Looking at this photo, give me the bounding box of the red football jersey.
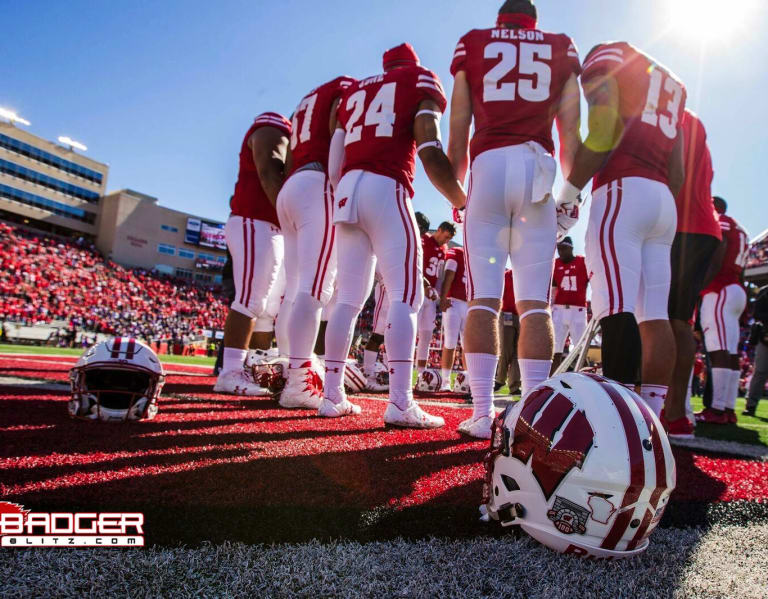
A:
[581,42,687,189]
[675,110,720,238]
[422,233,447,288]
[445,247,467,301]
[502,269,517,314]
[450,27,580,161]
[337,65,447,196]
[552,256,589,307]
[231,112,292,225]
[704,215,749,293]
[288,76,356,175]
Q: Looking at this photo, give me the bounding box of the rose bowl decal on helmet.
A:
[482,372,676,560]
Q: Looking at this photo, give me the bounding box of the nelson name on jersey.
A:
[490,28,545,41]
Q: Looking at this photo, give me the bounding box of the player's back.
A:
[289,76,356,175]
[337,65,447,196]
[582,42,687,188]
[450,27,580,160]
[708,215,749,291]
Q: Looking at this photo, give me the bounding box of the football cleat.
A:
[438,382,452,392]
[213,369,271,396]
[724,408,737,425]
[318,397,362,418]
[278,364,323,409]
[694,408,728,425]
[365,374,389,392]
[384,401,445,429]
[458,415,493,439]
[665,416,694,440]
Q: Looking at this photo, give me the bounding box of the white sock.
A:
[640,384,667,418]
[711,368,730,411]
[466,353,498,420]
[519,358,552,396]
[727,369,740,410]
[324,360,345,404]
[223,348,247,374]
[275,300,292,358]
[287,292,323,370]
[441,368,451,385]
[416,329,432,362]
[323,302,361,404]
[384,301,418,410]
[363,349,378,377]
[685,370,694,423]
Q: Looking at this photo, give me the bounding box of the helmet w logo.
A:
[511,387,594,500]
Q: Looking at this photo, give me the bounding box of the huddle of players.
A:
[213,0,747,439]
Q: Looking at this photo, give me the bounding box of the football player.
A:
[550,236,589,373]
[416,221,456,375]
[214,113,291,395]
[448,0,582,437]
[321,42,466,426]
[276,75,356,409]
[362,270,389,391]
[496,268,521,393]
[696,197,749,425]
[557,41,687,417]
[438,245,468,390]
[665,110,722,437]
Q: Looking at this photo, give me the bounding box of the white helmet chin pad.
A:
[483,372,676,559]
[69,338,165,423]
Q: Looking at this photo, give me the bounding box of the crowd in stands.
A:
[0,222,228,345]
[747,234,768,269]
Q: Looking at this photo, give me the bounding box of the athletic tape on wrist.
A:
[519,308,551,321]
[467,305,499,316]
[415,109,442,120]
[416,140,442,153]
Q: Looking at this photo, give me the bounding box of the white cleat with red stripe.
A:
[318,397,362,418]
[384,401,445,429]
[458,415,493,439]
[279,365,324,409]
[213,370,271,396]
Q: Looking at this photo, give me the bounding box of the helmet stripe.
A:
[111,337,122,359]
[125,338,136,360]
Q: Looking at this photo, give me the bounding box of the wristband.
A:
[556,181,582,206]
[416,140,442,153]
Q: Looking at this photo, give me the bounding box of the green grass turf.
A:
[690,396,768,446]
[0,343,216,367]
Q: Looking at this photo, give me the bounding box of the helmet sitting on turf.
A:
[344,360,367,393]
[454,371,471,394]
[68,338,165,422]
[416,368,442,392]
[483,372,675,559]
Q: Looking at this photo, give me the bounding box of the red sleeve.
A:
[581,44,624,87]
[415,68,447,112]
[450,33,469,77]
[253,112,292,137]
[564,36,582,76]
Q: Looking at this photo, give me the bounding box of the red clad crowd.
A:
[0,222,228,342]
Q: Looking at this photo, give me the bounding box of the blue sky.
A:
[2,0,767,251]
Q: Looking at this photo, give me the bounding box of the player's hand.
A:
[555,182,582,242]
[440,296,452,312]
[426,286,438,301]
[452,207,465,225]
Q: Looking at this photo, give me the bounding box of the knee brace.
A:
[600,312,641,385]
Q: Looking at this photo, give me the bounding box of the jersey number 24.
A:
[344,83,396,145]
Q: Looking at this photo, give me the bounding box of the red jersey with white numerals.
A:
[581,42,687,189]
[450,27,580,161]
[502,269,517,314]
[703,215,749,293]
[231,112,292,225]
[552,256,589,307]
[445,246,467,301]
[288,76,356,175]
[337,65,447,197]
[422,233,447,288]
[675,110,720,238]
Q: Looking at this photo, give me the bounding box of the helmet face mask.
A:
[68,338,165,422]
[483,373,676,559]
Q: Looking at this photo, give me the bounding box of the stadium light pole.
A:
[58,136,88,152]
[0,107,31,127]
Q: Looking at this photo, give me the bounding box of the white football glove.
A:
[452,207,465,224]
[555,181,583,242]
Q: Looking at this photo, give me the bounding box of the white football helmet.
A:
[454,371,471,394]
[416,369,442,392]
[344,360,367,393]
[483,372,675,559]
[68,338,165,422]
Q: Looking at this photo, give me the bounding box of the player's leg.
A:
[508,314,521,393]
[441,300,462,390]
[587,180,643,386]
[634,180,677,417]
[216,217,283,395]
[416,298,437,373]
[366,178,442,428]
[315,286,336,358]
[364,284,386,375]
[697,290,731,423]
[724,285,748,421]
[463,148,509,436]
[550,305,568,374]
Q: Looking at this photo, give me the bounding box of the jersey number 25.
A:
[484,42,552,103]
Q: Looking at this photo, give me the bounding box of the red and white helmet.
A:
[483,372,675,559]
[68,338,165,422]
[416,369,442,392]
[454,371,471,394]
[344,360,367,393]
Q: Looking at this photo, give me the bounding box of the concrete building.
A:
[97,189,227,284]
[0,121,108,237]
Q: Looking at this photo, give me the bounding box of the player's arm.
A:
[703,237,728,286]
[328,123,346,190]
[415,99,466,209]
[249,126,290,206]
[447,70,472,184]
[555,73,583,178]
[439,262,457,311]
[667,127,685,198]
